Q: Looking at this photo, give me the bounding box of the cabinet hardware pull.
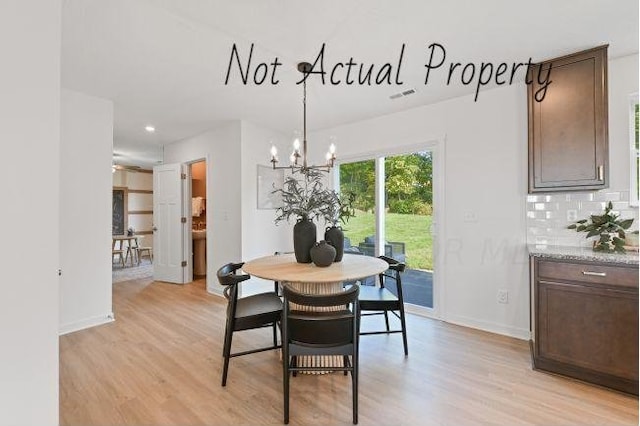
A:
[597,165,604,181]
[582,271,606,277]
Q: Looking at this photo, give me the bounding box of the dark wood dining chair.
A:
[216,262,283,386]
[358,255,408,355]
[281,284,360,424]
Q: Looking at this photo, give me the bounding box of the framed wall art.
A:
[257,165,284,209]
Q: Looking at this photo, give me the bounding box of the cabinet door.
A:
[536,279,638,383]
[528,45,608,192]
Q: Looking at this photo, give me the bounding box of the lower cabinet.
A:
[531,257,638,394]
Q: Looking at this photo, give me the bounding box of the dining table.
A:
[243,252,388,373]
[112,234,141,266]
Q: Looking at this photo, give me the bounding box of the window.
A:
[631,93,639,207]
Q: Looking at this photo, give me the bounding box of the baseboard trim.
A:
[444,314,530,341]
[59,312,115,336]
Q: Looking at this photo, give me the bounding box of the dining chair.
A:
[112,239,125,268]
[216,262,283,387]
[281,284,360,425]
[136,236,153,264]
[358,255,408,356]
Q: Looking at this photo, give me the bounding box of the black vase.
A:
[293,218,316,263]
[324,226,345,262]
[310,240,336,267]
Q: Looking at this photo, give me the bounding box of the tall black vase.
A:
[324,225,344,262]
[293,218,316,263]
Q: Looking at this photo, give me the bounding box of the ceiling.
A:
[62,0,639,167]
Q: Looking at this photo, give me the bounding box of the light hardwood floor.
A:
[60,277,638,425]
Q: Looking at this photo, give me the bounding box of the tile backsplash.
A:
[526,190,639,247]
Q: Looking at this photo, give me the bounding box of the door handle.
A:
[582,271,606,277]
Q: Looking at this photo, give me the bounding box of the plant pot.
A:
[293,218,316,263]
[310,240,336,267]
[324,226,344,262]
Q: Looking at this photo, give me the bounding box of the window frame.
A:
[630,93,639,207]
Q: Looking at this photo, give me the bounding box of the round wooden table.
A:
[242,252,388,288]
[243,253,388,373]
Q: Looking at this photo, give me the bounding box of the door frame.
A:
[333,135,446,320]
[184,157,209,286]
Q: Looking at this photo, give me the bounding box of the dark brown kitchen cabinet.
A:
[528,45,608,193]
[530,257,638,394]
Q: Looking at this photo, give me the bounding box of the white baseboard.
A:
[441,314,530,341]
[59,312,115,336]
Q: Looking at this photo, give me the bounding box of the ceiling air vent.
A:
[389,88,416,100]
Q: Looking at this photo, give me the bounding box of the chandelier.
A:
[270,62,336,173]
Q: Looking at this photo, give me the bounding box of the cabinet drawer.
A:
[537,259,638,288]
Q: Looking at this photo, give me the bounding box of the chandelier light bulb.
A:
[329,143,336,154]
[293,138,301,152]
[270,145,278,157]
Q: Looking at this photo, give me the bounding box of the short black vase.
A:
[324,226,344,262]
[310,240,336,267]
[293,217,316,263]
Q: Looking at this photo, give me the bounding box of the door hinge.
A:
[181,261,187,267]
[181,217,187,223]
[181,173,187,180]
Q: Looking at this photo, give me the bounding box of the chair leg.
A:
[343,356,349,376]
[283,360,290,424]
[399,306,408,356]
[272,321,277,347]
[352,359,358,424]
[221,323,234,386]
[291,356,297,377]
[383,311,390,331]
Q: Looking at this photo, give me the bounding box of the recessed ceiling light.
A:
[145,125,155,133]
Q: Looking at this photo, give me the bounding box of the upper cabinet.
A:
[528,45,608,193]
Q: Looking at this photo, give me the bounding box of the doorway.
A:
[337,144,442,316]
[190,160,207,281]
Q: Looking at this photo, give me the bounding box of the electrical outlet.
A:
[463,211,478,223]
[497,290,509,304]
[567,209,578,222]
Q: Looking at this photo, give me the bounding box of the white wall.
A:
[311,83,530,339]
[59,89,114,334]
[0,1,61,424]
[240,121,291,293]
[308,54,639,340]
[164,121,242,293]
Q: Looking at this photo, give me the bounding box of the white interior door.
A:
[153,163,185,283]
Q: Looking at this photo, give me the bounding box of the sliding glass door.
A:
[338,151,435,309]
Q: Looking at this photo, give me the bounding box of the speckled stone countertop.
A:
[528,244,639,265]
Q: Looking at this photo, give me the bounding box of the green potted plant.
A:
[273,169,328,263]
[567,201,637,253]
[274,169,355,263]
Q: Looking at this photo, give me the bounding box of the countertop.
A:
[528,244,639,265]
